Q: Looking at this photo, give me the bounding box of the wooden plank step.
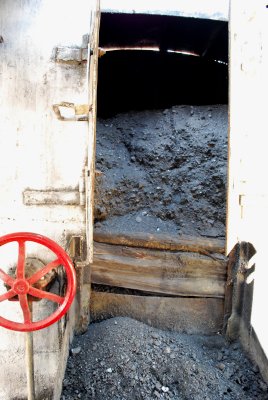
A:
[91,242,227,298]
[94,230,225,254]
[90,291,224,335]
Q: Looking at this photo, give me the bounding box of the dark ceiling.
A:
[97,12,228,116]
[99,13,228,63]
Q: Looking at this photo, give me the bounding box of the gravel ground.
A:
[94,105,227,238]
[61,317,268,400]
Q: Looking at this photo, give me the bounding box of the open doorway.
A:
[94,12,228,240]
[89,11,229,332]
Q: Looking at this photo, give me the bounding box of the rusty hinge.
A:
[239,194,245,219]
[52,102,92,121]
[68,235,86,262]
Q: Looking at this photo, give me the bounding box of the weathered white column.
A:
[227,0,268,381]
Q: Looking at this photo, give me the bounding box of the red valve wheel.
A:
[0,232,76,332]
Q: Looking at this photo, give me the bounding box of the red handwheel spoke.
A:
[0,289,16,303]
[27,258,61,285]
[19,294,31,323]
[17,240,26,279]
[0,268,15,286]
[28,287,64,304]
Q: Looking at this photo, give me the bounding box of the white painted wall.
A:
[227,0,268,379]
[0,1,94,398]
[0,0,91,242]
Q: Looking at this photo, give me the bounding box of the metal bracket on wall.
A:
[55,46,106,63]
[52,102,92,121]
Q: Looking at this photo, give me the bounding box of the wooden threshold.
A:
[91,241,227,298]
[94,230,225,254]
[91,230,227,333]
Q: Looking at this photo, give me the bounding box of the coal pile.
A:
[94,105,227,238]
[61,317,268,400]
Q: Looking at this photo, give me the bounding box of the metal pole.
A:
[25,304,35,400]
